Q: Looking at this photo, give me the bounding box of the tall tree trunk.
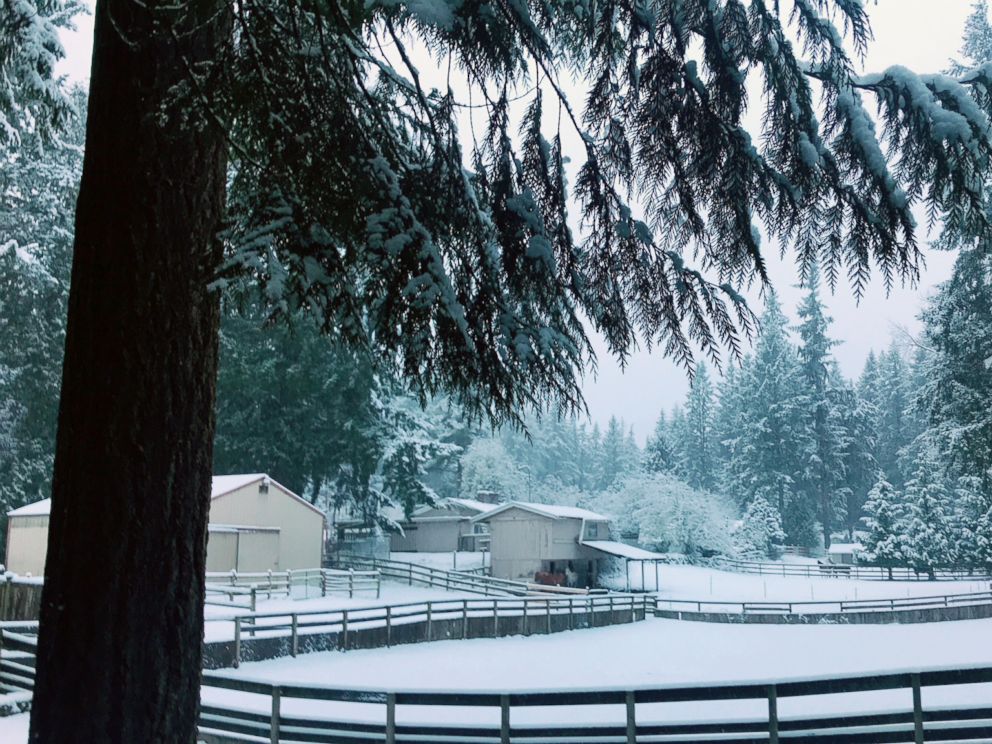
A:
[29,1,228,742]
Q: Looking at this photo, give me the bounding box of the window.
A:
[473,523,489,535]
[585,522,599,539]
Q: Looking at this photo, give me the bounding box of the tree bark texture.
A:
[29,1,228,741]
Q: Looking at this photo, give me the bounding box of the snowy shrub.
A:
[733,495,787,560]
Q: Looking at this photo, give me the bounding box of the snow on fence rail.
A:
[714,557,992,581]
[205,568,380,611]
[228,593,652,667]
[336,556,590,597]
[656,590,992,617]
[197,663,992,744]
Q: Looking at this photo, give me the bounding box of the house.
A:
[826,542,863,566]
[4,473,325,576]
[471,502,613,586]
[390,498,496,553]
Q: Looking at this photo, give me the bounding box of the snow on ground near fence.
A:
[203,582,475,641]
[602,562,990,601]
[390,551,487,570]
[198,616,992,728]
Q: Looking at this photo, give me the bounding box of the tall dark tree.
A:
[681,362,718,490]
[25,0,992,740]
[29,3,231,742]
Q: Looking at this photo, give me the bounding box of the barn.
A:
[471,502,613,586]
[390,498,495,553]
[4,473,325,576]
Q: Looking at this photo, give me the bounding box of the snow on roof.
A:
[444,498,497,514]
[8,498,51,517]
[7,474,320,519]
[828,542,863,554]
[473,501,609,522]
[211,474,267,498]
[582,540,668,560]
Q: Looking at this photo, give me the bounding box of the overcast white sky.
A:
[57,1,978,441]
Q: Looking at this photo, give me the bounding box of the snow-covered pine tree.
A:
[860,478,906,579]
[874,344,916,488]
[30,0,992,738]
[0,0,83,147]
[916,247,992,496]
[795,268,847,548]
[902,459,955,579]
[831,370,879,539]
[0,86,84,545]
[680,362,719,490]
[644,410,676,474]
[717,293,813,544]
[733,494,787,561]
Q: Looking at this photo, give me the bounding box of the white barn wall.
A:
[5,515,49,576]
[208,481,324,570]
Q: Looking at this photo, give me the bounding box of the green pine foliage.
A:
[733,494,786,560]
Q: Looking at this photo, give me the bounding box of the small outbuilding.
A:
[4,473,325,576]
[471,502,612,586]
[390,498,495,553]
[826,542,863,566]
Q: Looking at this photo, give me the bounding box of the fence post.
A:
[349,568,355,598]
[911,673,924,744]
[625,690,636,744]
[234,617,242,668]
[270,685,281,744]
[386,692,396,744]
[523,599,528,636]
[291,614,299,657]
[321,568,327,597]
[462,600,469,639]
[409,563,413,586]
[386,605,392,648]
[493,600,499,637]
[500,694,511,744]
[569,598,574,630]
[426,602,433,642]
[376,571,381,599]
[250,588,257,614]
[767,684,778,744]
[546,599,552,634]
[342,610,349,650]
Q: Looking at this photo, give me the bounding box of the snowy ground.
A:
[390,551,488,571]
[605,562,991,602]
[203,582,475,641]
[198,616,992,728]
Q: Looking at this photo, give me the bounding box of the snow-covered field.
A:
[390,551,488,571]
[196,616,992,728]
[203,582,475,641]
[609,563,991,602]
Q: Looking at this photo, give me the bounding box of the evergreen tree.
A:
[916,247,992,495]
[795,269,846,548]
[874,344,915,488]
[30,0,992,737]
[0,86,85,548]
[860,478,906,579]
[718,294,813,544]
[597,416,640,491]
[902,460,954,579]
[644,410,675,474]
[681,363,718,491]
[832,368,879,538]
[733,495,787,560]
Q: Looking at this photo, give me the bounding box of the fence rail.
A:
[715,557,992,581]
[229,593,651,666]
[656,589,992,617]
[198,664,992,743]
[336,556,590,597]
[205,568,380,611]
